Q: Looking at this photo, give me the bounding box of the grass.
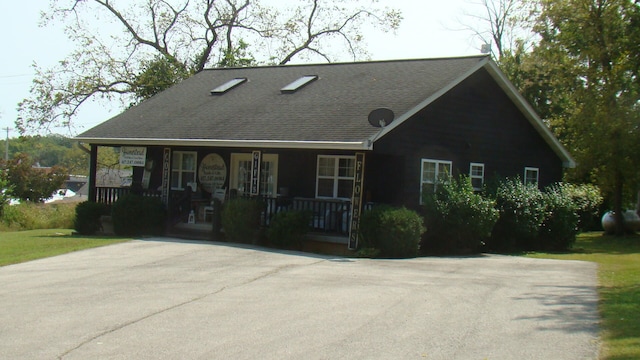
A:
[0,229,130,267]
[527,232,640,360]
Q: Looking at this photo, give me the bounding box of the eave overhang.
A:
[73,137,371,151]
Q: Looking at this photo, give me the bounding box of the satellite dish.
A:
[368,108,394,128]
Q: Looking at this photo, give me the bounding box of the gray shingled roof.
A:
[77,56,488,146]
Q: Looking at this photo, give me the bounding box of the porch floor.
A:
[166,223,353,256]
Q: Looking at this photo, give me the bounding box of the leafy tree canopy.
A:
[487,0,640,234]
[17,0,402,134]
[1,153,68,203]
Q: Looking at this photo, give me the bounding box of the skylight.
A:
[280,75,318,93]
[211,78,247,95]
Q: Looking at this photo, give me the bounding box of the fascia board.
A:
[483,60,576,168]
[73,137,370,151]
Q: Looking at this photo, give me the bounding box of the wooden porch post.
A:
[348,152,366,250]
[88,144,98,202]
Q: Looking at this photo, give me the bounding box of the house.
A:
[75,55,574,247]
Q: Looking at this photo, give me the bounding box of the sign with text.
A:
[250,151,261,196]
[119,146,147,167]
[161,148,171,205]
[348,152,365,250]
[198,153,227,193]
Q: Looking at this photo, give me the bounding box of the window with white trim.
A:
[171,151,197,190]
[420,159,452,201]
[524,167,539,186]
[469,163,485,191]
[316,155,355,199]
[230,153,279,196]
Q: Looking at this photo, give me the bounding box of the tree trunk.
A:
[613,170,625,236]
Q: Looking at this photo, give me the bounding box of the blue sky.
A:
[0,1,482,137]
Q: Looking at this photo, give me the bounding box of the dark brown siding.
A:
[373,68,564,209]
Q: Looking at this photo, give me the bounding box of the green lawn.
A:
[0,229,130,267]
[527,232,640,360]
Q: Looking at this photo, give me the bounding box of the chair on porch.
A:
[204,188,226,223]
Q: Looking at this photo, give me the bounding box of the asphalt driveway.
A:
[0,238,600,359]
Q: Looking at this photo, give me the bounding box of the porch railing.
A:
[260,197,353,235]
[95,187,368,236]
[95,187,160,205]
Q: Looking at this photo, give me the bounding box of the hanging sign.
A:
[119,146,147,167]
[161,148,171,205]
[250,151,261,196]
[198,153,227,193]
[348,152,366,250]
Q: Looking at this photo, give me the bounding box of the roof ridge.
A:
[201,54,490,71]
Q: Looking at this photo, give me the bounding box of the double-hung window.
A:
[230,153,279,196]
[316,155,355,199]
[420,159,452,202]
[469,163,485,191]
[524,167,539,186]
[171,151,197,190]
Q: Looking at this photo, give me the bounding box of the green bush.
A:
[74,201,109,235]
[0,202,76,231]
[488,178,546,251]
[221,197,263,243]
[266,210,311,249]
[539,185,580,251]
[553,183,603,231]
[141,196,167,236]
[358,204,393,251]
[422,176,499,254]
[359,206,425,258]
[112,194,166,236]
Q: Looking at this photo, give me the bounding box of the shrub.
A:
[112,194,166,236]
[266,210,311,249]
[359,206,425,258]
[422,176,499,254]
[538,185,579,251]
[0,202,76,231]
[74,201,109,235]
[488,178,546,251]
[553,183,603,231]
[358,204,393,251]
[221,197,263,243]
[141,196,167,236]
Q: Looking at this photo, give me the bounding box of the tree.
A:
[0,169,12,215]
[458,0,536,59]
[529,0,640,234]
[1,153,68,203]
[17,0,401,134]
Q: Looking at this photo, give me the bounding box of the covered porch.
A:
[93,186,357,239]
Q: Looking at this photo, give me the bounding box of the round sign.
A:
[198,153,227,193]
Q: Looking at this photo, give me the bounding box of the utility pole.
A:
[2,127,11,161]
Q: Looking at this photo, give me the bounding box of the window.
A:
[281,75,318,93]
[316,155,355,199]
[210,78,247,95]
[230,154,279,196]
[171,151,197,190]
[524,167,539,186]
[469,163,485,191]
[420,159,452,202]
